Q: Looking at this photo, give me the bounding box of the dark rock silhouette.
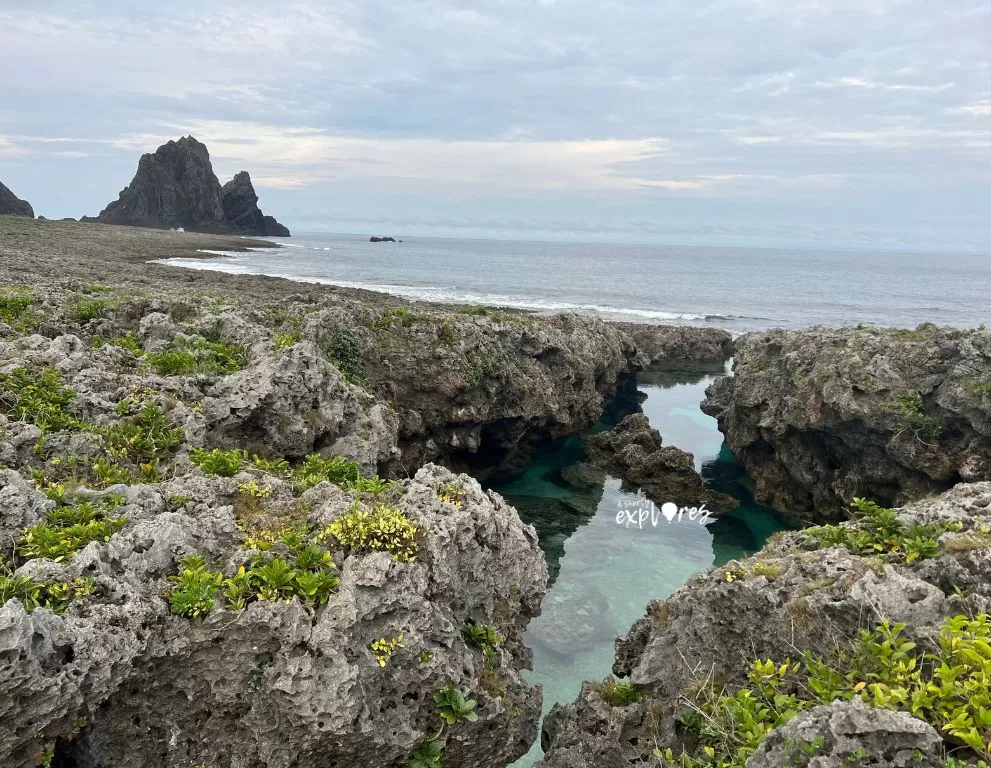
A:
[221,171,290,237]
[0,181,34,217]
[370,236,397,242]
[89,137,290,237]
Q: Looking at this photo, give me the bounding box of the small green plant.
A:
[894,392,942,442]
[293,454,360,492]
[418,650,434,665]
[237,479,273,499]
[462,621,500,658]
[409,739,443,768]
[353,475,396,495]
[370,634,405,667]
[806,498,947,563]
[168,555,223,618]
[0,367,83,432]
[19,496,128,563]
[434,683,479,725]
[112,332,144,356]
[372,307,431,330]
[274,330,303,349]
[437,481,468,508]
[324,501,420,562]
[251,455,291,476]
[0,290,37,332]
[189,448,246,477]
[0,572,96,614]
[70,298,112,325]
[598,676,642,706]
[327,328,366,385]
[461,351,500,387]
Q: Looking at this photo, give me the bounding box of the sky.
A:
[0,0,989,250]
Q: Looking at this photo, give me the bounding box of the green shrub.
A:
[598,677,642,706]
[0,367,83,432]
[168,555,223,619]
[434,683,479,724]
[323,501,420,562]
[274,331,303,349]
[251,455,291,476]
[894,392,942,442]
[18,496,128,563]
[99,402,184,465]
[658,615,991,767]
[806,497,947,563]
[462,621,500,658]
[70,298,111,325]
[112,332,144,356]
[0,290,37,332]
[0,572,96,614]
[409,740,443,768]
[189,448,246,477]
[293,454,361,492]
[372,307,431,330]
[327,328,366,384]
[461,351,500,387]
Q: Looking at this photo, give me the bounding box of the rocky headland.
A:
[703,325,991,524]
[85,136,290,237]
[0,181,34,218]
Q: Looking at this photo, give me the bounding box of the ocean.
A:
[158,232,991,332]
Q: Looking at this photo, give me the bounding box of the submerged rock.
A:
[0,180,34,218]
[702,325,991,523]
[221,171,291,237]
[1,465,547,768]
[537,482,991,767]
[583,413,738,513]
[370,236,397,242]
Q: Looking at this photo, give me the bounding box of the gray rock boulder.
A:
[703,325,991,523]
[221,171,290,237]
[747,701,943,768]
[0,180,34,218]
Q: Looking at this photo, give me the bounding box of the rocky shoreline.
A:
[0,215,742,766]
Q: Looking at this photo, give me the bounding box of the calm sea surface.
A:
[159,232,990,332]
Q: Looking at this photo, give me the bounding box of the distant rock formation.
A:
[89,137,290,237]
[370,236,397,243]
[221,171,290,237]
[0,181,34,218]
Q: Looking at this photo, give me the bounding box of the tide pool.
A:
[491,364,787,766]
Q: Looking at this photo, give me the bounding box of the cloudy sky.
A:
[1,0,989,249]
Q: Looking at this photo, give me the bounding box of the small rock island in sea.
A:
[82,135,290,237]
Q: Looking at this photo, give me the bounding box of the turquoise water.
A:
[492,364,787,766]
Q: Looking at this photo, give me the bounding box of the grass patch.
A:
[70,298,112,325]
[327,327,366,385]
[147,338,248,376]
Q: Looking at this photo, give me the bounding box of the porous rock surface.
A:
[537,482,991,767]
[1,462,547,767]
[583,413,738,512]
[0,181,34,218]
[611,322,732,366]
[703,325,991,523]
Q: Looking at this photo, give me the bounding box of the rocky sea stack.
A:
[88,136,290,237]
[0,181,34,218]
[222,171,291,237]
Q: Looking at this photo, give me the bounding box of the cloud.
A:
[0,0,989,247]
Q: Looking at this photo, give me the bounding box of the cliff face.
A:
[0,181,34,218]
[91,138,290,236]
[221,171,290,237]
[702,325,991,524]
